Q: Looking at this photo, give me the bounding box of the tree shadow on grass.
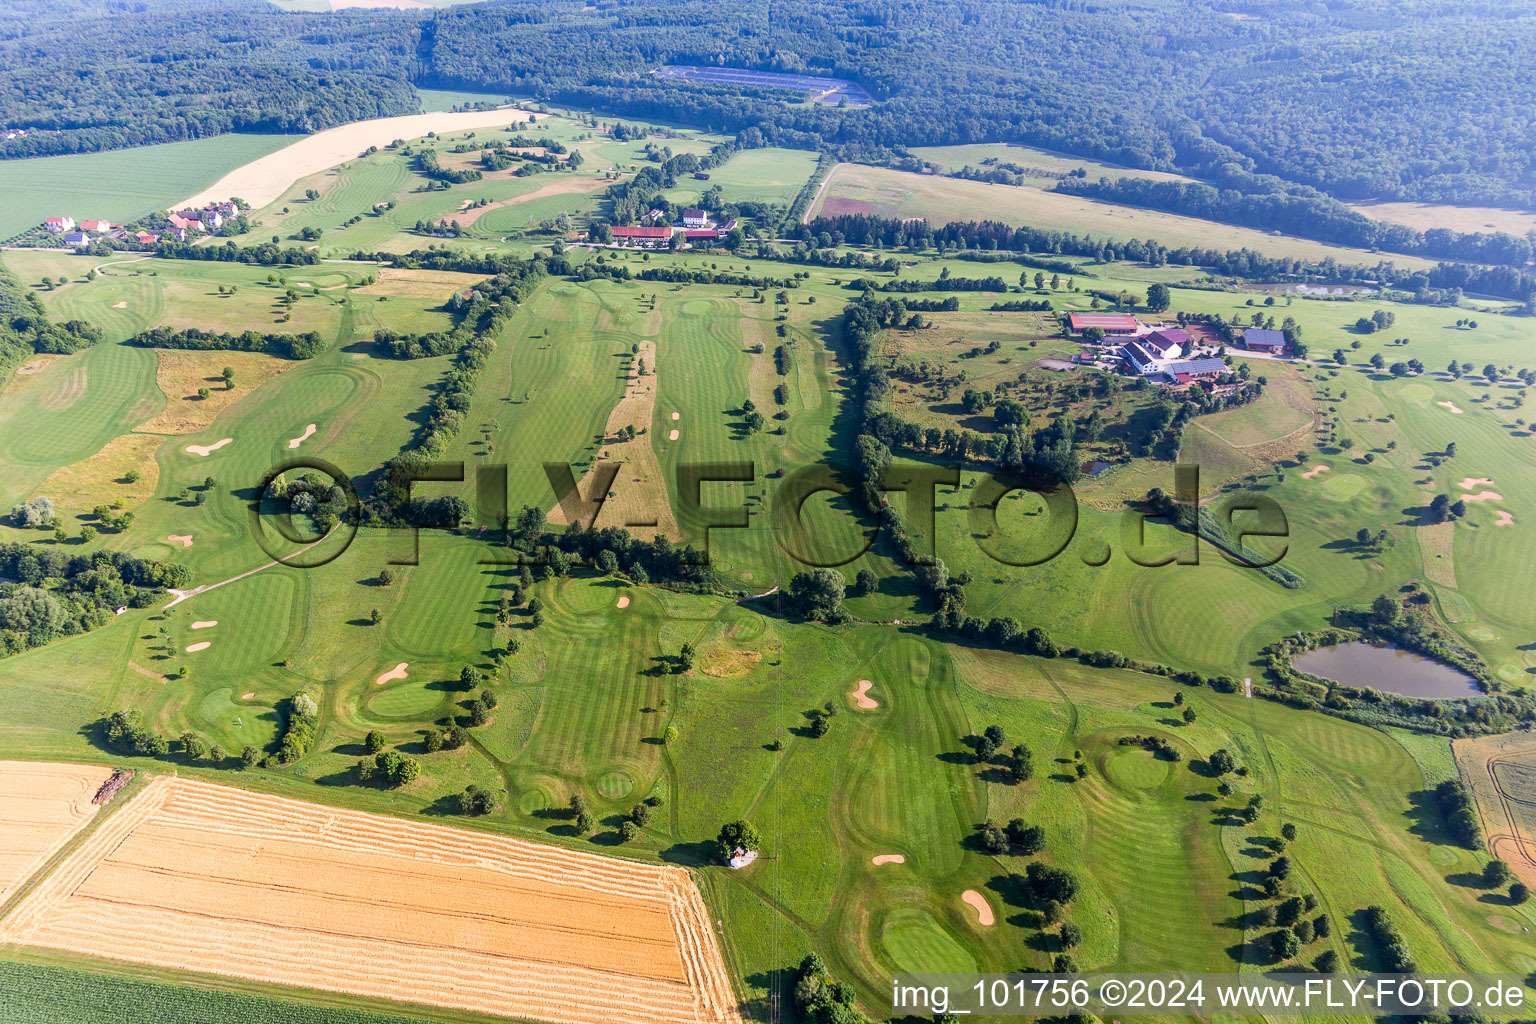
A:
[659,839,717,866]
[421,794,462,817]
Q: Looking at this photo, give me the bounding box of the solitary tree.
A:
[715,819,763,861]
[365,729,385,754]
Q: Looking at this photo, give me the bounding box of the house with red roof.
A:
[43,216,74,233]
[611,225,674,247]
[79,219,116,233]
[1067,312,1139,337]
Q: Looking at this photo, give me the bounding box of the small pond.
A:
[1291,642,1481,698]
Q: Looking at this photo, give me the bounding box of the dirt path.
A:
[801,163,840,225]
[93,255,154,276]
[164,531,332,608]
[737,586,779,603]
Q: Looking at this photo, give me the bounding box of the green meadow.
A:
[0,134,301,240]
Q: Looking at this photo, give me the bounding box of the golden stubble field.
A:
[0,761,115,906]
[0,774,741,1024]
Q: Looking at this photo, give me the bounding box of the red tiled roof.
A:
[1069,312,1138,330]
[612,225,673,238]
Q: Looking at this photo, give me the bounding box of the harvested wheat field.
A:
[0,761,116,905]
[0,776,741,1024]
[1453,734,1536,888]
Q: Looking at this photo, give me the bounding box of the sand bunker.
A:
[1302,464,1331,479]
[616,595,631,608]
[375,662,409,685]
[1458,477,1496,490]
[190,621,218,630]
[184,642,211,653]
[669,429,680,440]
[671,412,680,421]
[112,301,127,309]
[1495,510,1514,526]
[288,424,317,449]
[240,692,255,700]
[1463,490,1504,502]
[184,438,233,457]
[167,535,193,547]
[1437,401,1464,414]
[850,679,879,709]
[871,854,905,866]
[0,775,743,1024]
[961,890,995,926]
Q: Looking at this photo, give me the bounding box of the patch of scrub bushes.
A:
[126,325,326,360]
[276,691,319,763]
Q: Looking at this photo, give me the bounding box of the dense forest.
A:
[5,0,1536,210]
[0,0,419,157]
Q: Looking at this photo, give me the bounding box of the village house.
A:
[1139,327,1189,360]
[61,231,91,248]
[681,208,711,229]
[1243,327,1287,354]
[78,219,116,233]
[1068,311,1139,337]
[43,216,74,233]
[167,213,198,232]
[134,230,161,245]
[1121,339,1162,375]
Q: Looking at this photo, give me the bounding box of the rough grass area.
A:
[136,350,296,436]
[34,433,164,516]
[810,162,1442,270]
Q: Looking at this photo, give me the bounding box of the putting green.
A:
[367,682,444,718]
[1399,383,1433,402]
[1102,746,1174,792]
[879,909,979,975]
[195,688,275,749]
[596,768,634,799]
[518,786,552,816]
[1320,472,1367,501]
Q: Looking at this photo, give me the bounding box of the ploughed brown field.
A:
[0,775,741,1024]
[0,761,115,905]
